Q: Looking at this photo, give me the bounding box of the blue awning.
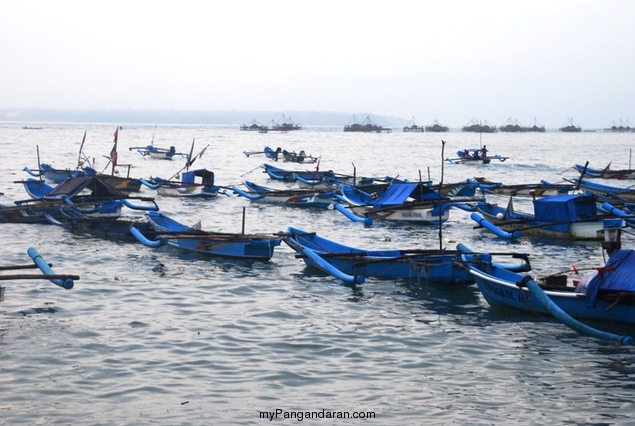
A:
[586,249,635,307]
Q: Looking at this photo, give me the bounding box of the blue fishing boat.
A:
[470,195,616,240]
[143,211,281,260]
[1,176,157,223]
[446,147,509,165]
[71,165,143,192]
[24,164,141,192]
[469,177,574,197]
[129,144,186,160]
[23,163,84,183]
[283,227,531,285]
[571,178,635,202]
[141,169,221,198]
[461,241,635,343]
[262,164,351,183]
[232,181,334,208]
[44,206,161,246]
[23,178,54,199]
[574,163,635,179]
[335,182,453,225]
[244,146,318,163]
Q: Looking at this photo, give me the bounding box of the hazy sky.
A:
[1,0,633,128]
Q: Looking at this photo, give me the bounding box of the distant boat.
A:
[22,126,43,130]
[403,116,424,132]
[344,115,392,133]
[527,117,546,132]
[499,117,528,132]
[462,117,497,133]
[559,118,582,132]
[271,115,302,131]
[604,119,633,133]
[240,119,269,132]
[425,119,449,132]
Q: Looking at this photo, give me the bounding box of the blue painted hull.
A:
[234,181,334,208]
[284,227,475,285]
[146,211,281,260]
[0,200,123,223]
[468,261,635,325]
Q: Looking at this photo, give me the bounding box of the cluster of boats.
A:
[4,136,635,345]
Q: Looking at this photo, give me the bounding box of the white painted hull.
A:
[156,185,219,198]
[350,204,450,224]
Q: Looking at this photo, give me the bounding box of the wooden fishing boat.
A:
[470,195,616,240]
[141,169,221,198]
[335,182,453,225]
[232,181,334,208]
[446,147,509,165]
[23,163,84,183]
[469,177,574,197]
[244,146,318,164]
[574,163,635,179]
[0,248,77,302]
[44,206,161,244]
[129,126,186,160]
[144,211,281,260]
[283,227,531,285]
[23,178,54,199]
[571,178,635,202]
[24,164,141,192]
[461,245,635,343]
[129,144,187,160]
[261,163,350,183]
[1,176,157,223]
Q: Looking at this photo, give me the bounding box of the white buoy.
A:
[496,212,505,220]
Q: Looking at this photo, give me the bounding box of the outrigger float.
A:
[0,248,78,302]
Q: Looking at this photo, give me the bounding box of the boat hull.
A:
[284,227,474,285]
[147,211,280,260]
[350,204,450,224]
[156,185,219,197]
[475,202,606,240]
[470,265,635,325]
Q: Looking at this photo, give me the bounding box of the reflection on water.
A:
[1,123,634,424]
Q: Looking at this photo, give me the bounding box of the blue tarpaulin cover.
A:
[372,183,448,210]
[532,194,597,233]
[586,249,635,307]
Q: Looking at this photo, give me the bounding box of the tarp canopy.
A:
[586,249,635,307]
[182,169,214,186]
[533,194,597,222]
[44,176,125,200]
[531,194,597,233]
[372,183,448,210]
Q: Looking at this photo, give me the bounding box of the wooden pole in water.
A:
[242,207,246,235]
[351,162,357,186]
[36,145,42,182]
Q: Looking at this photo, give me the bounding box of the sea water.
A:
[1,122,634,425]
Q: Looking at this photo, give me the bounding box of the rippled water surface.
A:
[1,123,635,425]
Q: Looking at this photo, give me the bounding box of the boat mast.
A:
[438,140,446,252]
